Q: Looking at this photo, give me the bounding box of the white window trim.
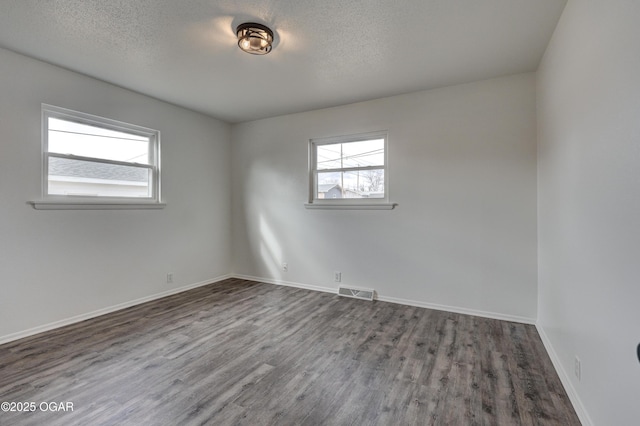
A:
[29,104,164,210]
[305,130,396,210]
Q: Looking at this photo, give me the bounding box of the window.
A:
[307,131,394,209]
[32,105,162,209]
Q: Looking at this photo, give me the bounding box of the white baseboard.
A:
[232,274,535,325]
[536,324,593,426]
[377,294,536,324]
[233,274,336,295]
[0,274,232,345]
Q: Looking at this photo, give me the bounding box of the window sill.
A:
[304,202,397,210]
[29,200,166,210]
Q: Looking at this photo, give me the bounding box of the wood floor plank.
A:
[0,278,580,425]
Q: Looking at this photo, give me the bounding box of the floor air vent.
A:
[338,286,375,301]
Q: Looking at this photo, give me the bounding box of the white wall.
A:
[0,47,232,341]
[231,73,538,321]
[537,1,640,424]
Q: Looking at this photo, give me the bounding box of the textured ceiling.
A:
[0,0,567,123]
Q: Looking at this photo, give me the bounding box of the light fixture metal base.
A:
[236,22,274,55]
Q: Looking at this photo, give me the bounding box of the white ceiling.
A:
[0,0,566,123]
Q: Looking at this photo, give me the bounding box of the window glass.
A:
[48,118,150,164]
[42,105,160,203]
[310,132,388,203]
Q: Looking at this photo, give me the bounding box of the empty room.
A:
[0,0,638,425]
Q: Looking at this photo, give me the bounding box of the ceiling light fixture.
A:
[236,22,273,55]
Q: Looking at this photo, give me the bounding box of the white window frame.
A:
[30,104,164,210]
[305,131,396,210]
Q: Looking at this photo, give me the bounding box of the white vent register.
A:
[337,286,375,301]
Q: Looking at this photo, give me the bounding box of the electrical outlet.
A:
[282,262,288,272]
[574,356,581,381]
[334,271,341,283]
[166,273,173,284]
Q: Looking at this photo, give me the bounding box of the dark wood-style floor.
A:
[0,278,579,425]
